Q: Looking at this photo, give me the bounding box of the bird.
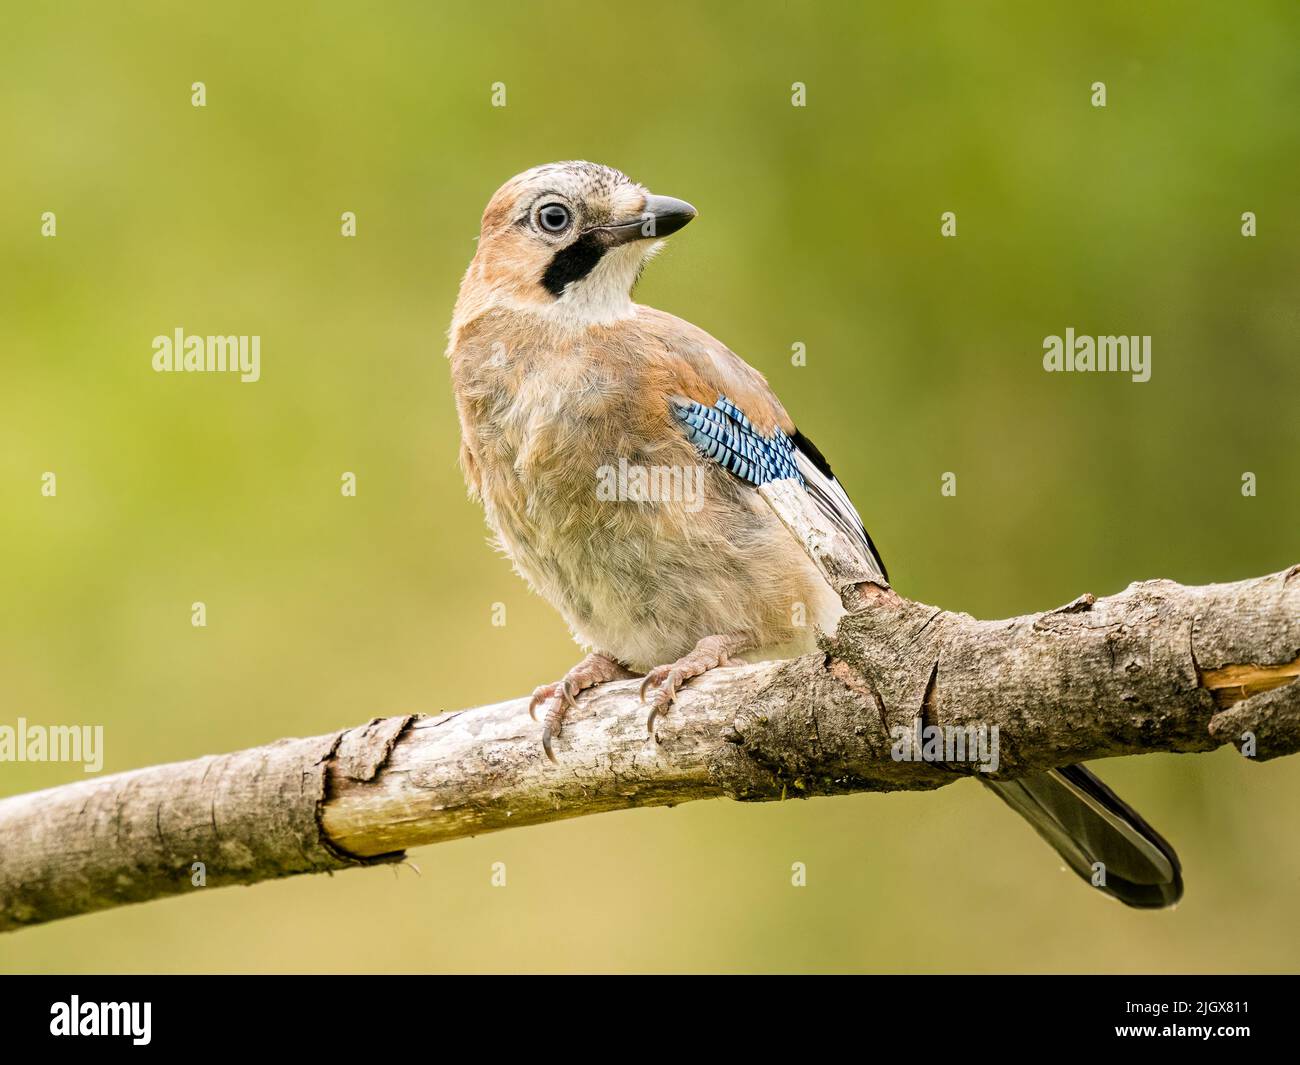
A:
[445,160,1182,908]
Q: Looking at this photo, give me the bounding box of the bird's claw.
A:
[530,652,636,761]
[528,682,557,722]
[640,635,751,737]
[642,667,683,733]
[639,665,671,703]
[644,688,678,734]
[540,696,567,763]
[530,677,580,722]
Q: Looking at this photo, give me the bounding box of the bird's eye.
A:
[537,203,571,233]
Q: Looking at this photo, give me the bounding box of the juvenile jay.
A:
[445,161,1182,908]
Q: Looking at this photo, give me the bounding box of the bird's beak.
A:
[597,194,697,246]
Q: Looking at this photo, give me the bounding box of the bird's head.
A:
[452,161,696,333]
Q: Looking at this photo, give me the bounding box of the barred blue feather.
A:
[671,396,804,487]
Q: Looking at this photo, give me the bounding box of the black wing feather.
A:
[791,428,888,584]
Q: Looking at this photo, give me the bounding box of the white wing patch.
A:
[793,448,888,585]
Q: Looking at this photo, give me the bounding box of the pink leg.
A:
[640,634,752,735]
[530,652,637,763]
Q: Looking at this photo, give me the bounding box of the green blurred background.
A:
[2,0,1297,973]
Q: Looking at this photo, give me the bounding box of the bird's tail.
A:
[983,764,1183,909]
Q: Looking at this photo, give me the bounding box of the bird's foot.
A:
[531,652,637,763]
[640,634,752,735]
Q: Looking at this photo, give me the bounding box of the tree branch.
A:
[1,558,1296,933]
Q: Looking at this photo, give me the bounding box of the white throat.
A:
[533,241,659,327]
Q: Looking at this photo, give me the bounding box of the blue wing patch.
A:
[671,396,804,487]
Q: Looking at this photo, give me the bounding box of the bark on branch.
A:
[1,559,1297,933]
